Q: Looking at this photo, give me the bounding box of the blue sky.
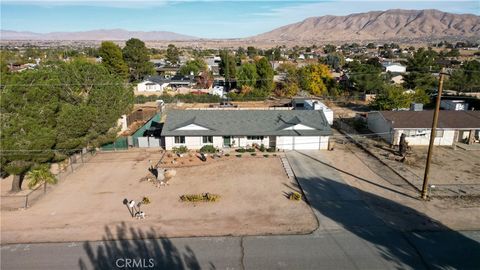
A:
[1,1,479,38]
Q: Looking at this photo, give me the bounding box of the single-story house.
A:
[383,63,407,73]
[161,110,333,150]
[292,98,334,125]
[136,80,169,92]
[367,110,480,146]
[440,100,469,111]
[136,75,194,92]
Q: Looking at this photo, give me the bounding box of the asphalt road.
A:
[2,151,480,270]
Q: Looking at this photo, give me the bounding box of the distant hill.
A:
[250,9,480,42]
[0,29,196,41]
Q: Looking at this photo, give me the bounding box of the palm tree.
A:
[26,165,57,192]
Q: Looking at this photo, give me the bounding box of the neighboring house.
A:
[367,111,480,146]
[136,75,195,93]
[206,56,221,76]
[136,80,167,92]
[383,63,407,73]
[161,110,332,150]
[292,98,334,125]
[210,86,224,97]
[440,100,469,111]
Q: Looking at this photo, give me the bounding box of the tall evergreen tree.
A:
[122,38,155,81]
[255,57,274,93]
[0,60,133,192]
[98,41,128,78]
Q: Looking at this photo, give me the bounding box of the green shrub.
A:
[236,154,242,158]
[263,154,269,158]
[250,153,256,156]
[172,146,188,154]
[267,147,276,153]
[289,192,302,201]
[246,148,255,152]
[236,148,245,153]
[225,153,230,157]
[259,144,266,152]
[180,193,220,202]
[200,145,217,153]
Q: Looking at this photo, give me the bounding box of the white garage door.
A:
[293,136,320,150]
[278,136,320,150]
[279,136,294,150]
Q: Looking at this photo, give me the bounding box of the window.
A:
[417,129,427,136]
[247,136,264,140]
[435,129,444,138]
[174,136,185,144]
[202,136,213,144]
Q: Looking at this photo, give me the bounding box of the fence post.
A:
[70,156,74,172]
[24,195,29,209]
[44,182,47,193]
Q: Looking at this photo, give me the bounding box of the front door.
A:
[223,136,231,147]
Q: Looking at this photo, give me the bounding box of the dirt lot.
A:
[406,146,480,185]
[1,151,316,244]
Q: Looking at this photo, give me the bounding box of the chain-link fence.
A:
[1,149,96,211]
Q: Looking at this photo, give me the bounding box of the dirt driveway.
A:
[1,151,317,244]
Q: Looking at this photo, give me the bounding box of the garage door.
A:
[293,136,320,150]
[279,136,294,150]
[278,136,320,150]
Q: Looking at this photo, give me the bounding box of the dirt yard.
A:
[406,146,480,185]
[1,151,317,244]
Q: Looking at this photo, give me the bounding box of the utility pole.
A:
[421,68,446,200]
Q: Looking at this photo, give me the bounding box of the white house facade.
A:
[367,111,480,146]
[136,80,168,92]
[161,110,333,150]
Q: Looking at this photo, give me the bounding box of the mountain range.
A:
[251,9,480,42]
[0,29,196,41]
[1,9,479,42]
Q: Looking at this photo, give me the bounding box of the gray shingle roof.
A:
[161,110,332,136]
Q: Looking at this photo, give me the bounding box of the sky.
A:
[1,0,479,38]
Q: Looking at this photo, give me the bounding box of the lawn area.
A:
[1,151,317,244]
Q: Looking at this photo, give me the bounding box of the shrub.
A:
[246,148,255,152]
[259,144,266,152]
[172,146,188,154]
[236,148,246,153]
[289,192,302,201]
[236,154,242,158]
[141,197,151,205]
[267,147,276,153]
[200,145,217,153]
[180,193,220,202]
[273,154,277,157]
[250,153,257,156]
[225,153,230,157]
[263,154,269,158]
